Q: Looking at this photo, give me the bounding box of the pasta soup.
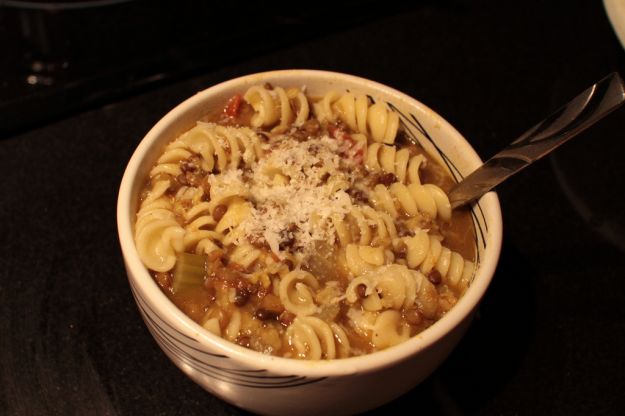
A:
[134,83,476,359]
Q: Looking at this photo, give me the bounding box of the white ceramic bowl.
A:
[117,69,502,416]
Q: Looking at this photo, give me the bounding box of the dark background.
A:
[1,1,625,415]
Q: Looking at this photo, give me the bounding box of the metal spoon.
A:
[448,72,625,209]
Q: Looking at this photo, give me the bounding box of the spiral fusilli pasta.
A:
[286,316,351,360]
[370,180,451,222]
[402,230,474,293]
[244,85,310,133]
[166,123,262,173]
[345,263,439,317]
[345,244,387,276]
[334,206,398,247]
[279,270,320,316]
[135,179,185,272]
[313,91,399,144]
[371,310,410,349]
[365,144,426,184]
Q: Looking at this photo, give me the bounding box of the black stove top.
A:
[1,1,625,415]
[0,0,392,137]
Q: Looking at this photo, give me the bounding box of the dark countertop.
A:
[1,1,625,415]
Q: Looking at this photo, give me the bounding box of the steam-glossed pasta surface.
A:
[135,84,476,359]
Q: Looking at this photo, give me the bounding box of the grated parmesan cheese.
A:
[215,134,357,260]
[207,168,247,199]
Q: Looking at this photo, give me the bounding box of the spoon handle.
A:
[448,72,625,209]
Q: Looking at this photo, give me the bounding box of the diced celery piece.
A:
[172,252,206,294]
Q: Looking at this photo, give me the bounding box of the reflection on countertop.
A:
[0,0,408,137]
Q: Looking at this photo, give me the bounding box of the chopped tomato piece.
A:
[327,123,340,139]
[224,94,243,117]
[328,123,363,163]
[327,123,352,141]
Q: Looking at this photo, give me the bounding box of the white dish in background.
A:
[605,0,625,48]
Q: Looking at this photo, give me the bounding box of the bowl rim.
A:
[117,69,503,378]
